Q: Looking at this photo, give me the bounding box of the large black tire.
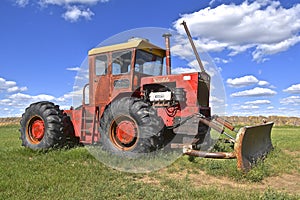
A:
[20,101,66,150]
[99,97,164,157]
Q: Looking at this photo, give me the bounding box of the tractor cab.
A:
[87,38,167,107]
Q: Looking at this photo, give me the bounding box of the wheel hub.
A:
[116,120,136,144]
[110,115,139,151]
[29,118,45,143]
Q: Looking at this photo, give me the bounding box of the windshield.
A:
[135,50,163,76]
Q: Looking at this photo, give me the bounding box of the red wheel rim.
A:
[116,120,136,144]
[110,116,139,151]
[27,117,45,144]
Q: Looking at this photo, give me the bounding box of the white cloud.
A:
[0,78,16,90]
[15,0,109,22]
[57,89,82,102]
[185,59,221,78]
[280,96,300,105]
[39,0,108,6]
[258,80,269,86]
[227,75,274,89]
[252,36,300,62]
[62,6,94,22]
[0,91,76,117]
[9,93,55,103]
[229,102,300,116]
[0,93,54,117]
[214,57,231,64]
[66,67,81,71]
[15,0,29,7]
[7,86,28,93]
[0,76,79,117]
[283,84,300,94]
[240,105,259,110]
[187,60,210,75]
[74,73,89,80]
[171,34,228,60]
[245,100,271,105]
[231,87,277,97]
[227,75,258,88]
[0,77,27,94]
[171,67,197,74]
[210,96,224,103]
[173,1,300,62]
[0,99,11,104]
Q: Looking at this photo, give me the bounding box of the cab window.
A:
[135,50,163,76]
[112,50,132,75]
[95,54,108,76]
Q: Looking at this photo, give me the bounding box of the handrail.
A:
[82,83,89,105]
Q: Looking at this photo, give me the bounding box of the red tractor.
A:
[20,22,273,170]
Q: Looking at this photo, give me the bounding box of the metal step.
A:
[81,129,92,135]
[83,117,94,122]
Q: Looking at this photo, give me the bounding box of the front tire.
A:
[20,101,66,150]
[99,97,164,157]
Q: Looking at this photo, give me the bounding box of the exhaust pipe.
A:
[162,33,172,75]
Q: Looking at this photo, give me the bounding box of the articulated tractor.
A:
[20,22,273,171]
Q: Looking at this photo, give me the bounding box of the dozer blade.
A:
[234,122,274,171]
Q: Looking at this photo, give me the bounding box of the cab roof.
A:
[88,38,166,57]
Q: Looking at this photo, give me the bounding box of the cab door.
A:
[110,50,134,99]
[90,53,111,106]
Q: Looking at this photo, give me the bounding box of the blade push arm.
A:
[180,21,206,73]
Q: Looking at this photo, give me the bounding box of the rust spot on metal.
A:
[183,147,236,159]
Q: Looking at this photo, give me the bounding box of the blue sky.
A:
[0,0,300,117]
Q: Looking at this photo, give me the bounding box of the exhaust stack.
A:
[162,33,172,75]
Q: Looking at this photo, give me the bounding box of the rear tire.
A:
[20,101,66,150]
[99,97,164,157]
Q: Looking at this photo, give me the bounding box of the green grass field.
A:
[0,125,299,199]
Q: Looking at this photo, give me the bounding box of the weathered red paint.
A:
[64,50,211,144]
